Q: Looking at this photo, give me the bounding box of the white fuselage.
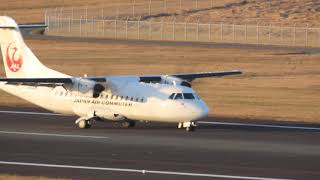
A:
[0,79,209,123]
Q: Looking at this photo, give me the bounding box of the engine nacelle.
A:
[161,76,191,87]
[65,78,105,98]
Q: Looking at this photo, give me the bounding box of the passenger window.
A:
[168,93,175,99]
[126,96,129,100]
[105,94,108,99]
[121,96,124,100]
[130,97,134,101]
[111,95,114,99]
[183,93,195,99]
[174,93,183,100]
[141,98,144,102]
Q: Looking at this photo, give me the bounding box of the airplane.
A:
[0,16,241,132]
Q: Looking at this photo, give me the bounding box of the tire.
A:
[78,120,91,129]
[120,121,130,128]
[121,121,135,128]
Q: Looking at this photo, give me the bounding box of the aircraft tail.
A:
[0,16,68,78]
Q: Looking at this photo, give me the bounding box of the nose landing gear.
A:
[178,121,197,132]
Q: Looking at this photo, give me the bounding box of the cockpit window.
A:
[194,93,201,100]
[169,93,175,99]
[174,93,183,100]
[183,93,195,99]
[169,93,198,100]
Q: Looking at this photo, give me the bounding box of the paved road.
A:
[0,107,319,180]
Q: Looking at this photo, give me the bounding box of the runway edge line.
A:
[199,121,320,131]
[0,161,293,180]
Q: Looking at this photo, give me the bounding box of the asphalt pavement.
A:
[0,107,319,180]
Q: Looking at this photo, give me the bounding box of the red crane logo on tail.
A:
[6,43,23,72]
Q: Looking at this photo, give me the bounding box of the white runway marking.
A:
[0,131,109,139]
[199,121,320,131]
[0,161,292,180]
[0,110,69,116]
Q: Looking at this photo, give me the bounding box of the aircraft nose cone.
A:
[190,101,209,120]
[198,102,209,119]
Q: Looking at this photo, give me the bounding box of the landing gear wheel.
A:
[120,122,130,128]
[77,120,92,129]
[121,120,136,128]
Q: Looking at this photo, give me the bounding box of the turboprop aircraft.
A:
[0,16,241,131]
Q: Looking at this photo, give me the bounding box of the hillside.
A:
[153,0,320,26]
[0,0,320,27]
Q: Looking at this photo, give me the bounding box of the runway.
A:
[0,107,319,180]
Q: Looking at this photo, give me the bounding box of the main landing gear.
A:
[75,118,136,129]
[75,118,94,129]
[178,121,197,132]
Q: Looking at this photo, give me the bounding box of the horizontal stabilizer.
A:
[18,24,47,29]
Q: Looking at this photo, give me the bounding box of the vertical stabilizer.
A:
[0,16,68,78]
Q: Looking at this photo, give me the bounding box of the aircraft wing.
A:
[0,78,72,85]
[0,77,108,87]
[0,77,109,97]
[171,70,242,81]
[0,70,242,85]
